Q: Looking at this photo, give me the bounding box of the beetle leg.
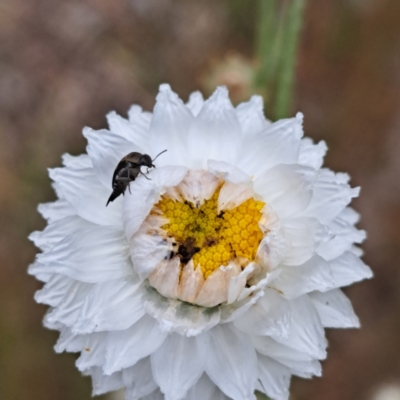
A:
[140,171,151,180]
[127,169,132,193]
[116,176,132,194]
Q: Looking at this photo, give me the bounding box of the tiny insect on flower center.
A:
[154,187,265,278]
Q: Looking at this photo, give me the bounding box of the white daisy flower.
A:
[29,84,372,400]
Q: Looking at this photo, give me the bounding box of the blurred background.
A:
[1,0,400,399]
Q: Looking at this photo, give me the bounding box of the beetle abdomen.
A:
[106,189,122,206]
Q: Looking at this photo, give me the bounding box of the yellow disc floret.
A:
[154,188,264,278]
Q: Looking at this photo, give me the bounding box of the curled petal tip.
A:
[188,91,203,101]
[156,83,182,106]
[82,126,93,139]
[105,111,117,122]
[213,85,229,98]
[159,83,172,92]
[250,95,264,109]
[128,104,142,115]
[206,86,234,112]
[47,168,57,180]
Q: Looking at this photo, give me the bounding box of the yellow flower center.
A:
[154,188,265,278]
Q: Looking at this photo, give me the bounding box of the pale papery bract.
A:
[29,84,372,400]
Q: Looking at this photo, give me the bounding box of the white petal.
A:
[83,127,144,189]
[256,227,290,270]
[89,367,123,395]
[236,269,281,303]
[127,105,152,132]
[178,169,221,207]
[282,217,329,265]
[186,91,204,116]
[329,251,372,287]
[257,355,291,400]
[38,200,75,223]
[35,274,76,307]
[27,265,64,286]
[45,316,64,334]
[44,280,93,327]
[123,165,188,240]
[350,245,364,257]
[29,215,93,252]
[271,255,335,299]
[281,217,325,266]
[52,181,64,199]
[76,332,108,371]
[205,324,257,400]
[340,207,361,224]
[335,172,351,184]
[218,181,254,212]
[37,226,131,283]
[289,360,322,378]
[62,153,92,169]
[227,263,256,304]
[178,260,205,304]
[49,167,123,227]
[317,210,366,260]
[148,258,180,300]
[207,159,251,184]
[222,284,269,323]
[123,357,158,399]
[152,333,205,400]
[254,164,315,219]
[252,335,320,377]
[108,110,150,152]
[73,276,145,334]
[149,84,194,166]
[130,234,170,284]
[130,230,171,281]
[54,326,85,353]
[234,288,291,337]
[186,87,242,169]
[310,289,360,328]
[28,261,51,282]
[236,95,270,136]
[299,138,327,170]
[105,315,167,374]
[195,263,241,307]
[143,285,221,337]
[305,169,359,224]
[272,295,327,360]
[149,162,188,189]
[237,113,303,178]
[185,374,219,400]
[43,316,62,331]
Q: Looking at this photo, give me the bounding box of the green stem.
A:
[255,0,278,88]
[256,391,271,400]
[275,0,307,119]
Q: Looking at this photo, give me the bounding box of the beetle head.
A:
[139,154,154,168]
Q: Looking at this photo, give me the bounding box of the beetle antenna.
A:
[152,149,167,162]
